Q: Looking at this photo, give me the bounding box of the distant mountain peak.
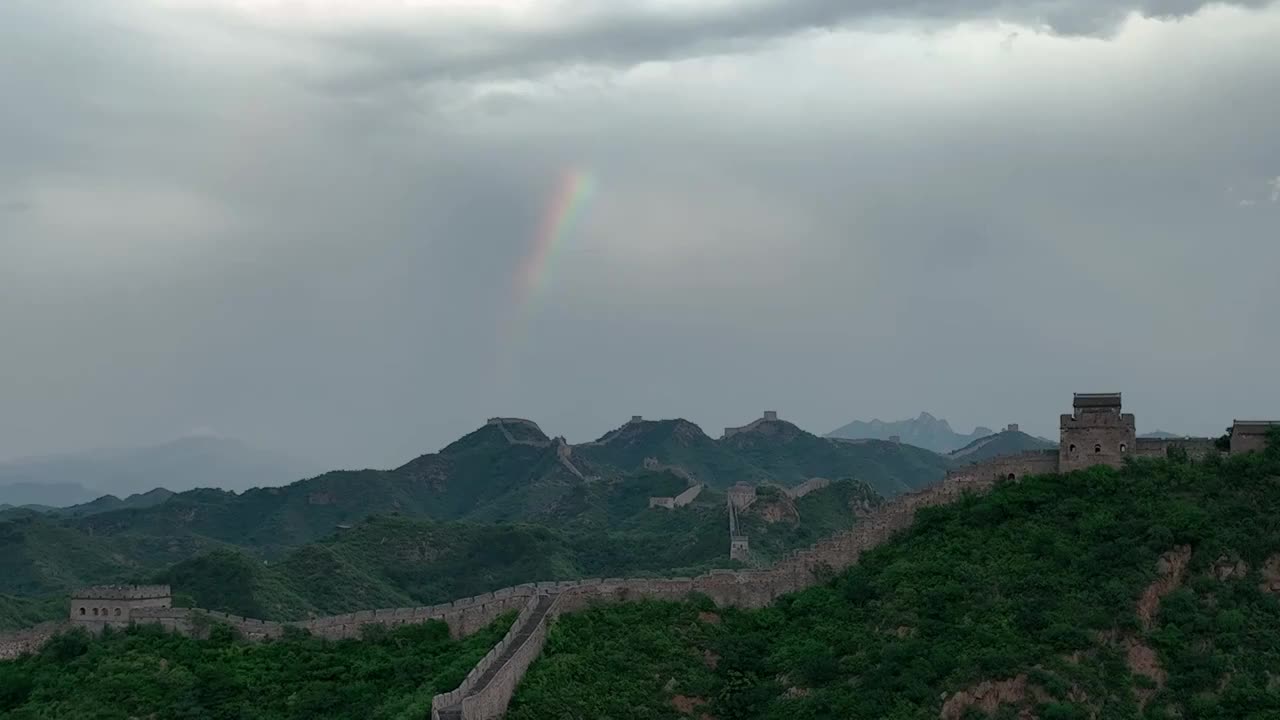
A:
[827,413,996,454]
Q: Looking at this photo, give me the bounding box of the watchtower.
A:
[1059,393,1135,472]
[1231,420,1280,455]
[71,585,171,628]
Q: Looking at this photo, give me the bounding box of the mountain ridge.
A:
[827,411,996,453]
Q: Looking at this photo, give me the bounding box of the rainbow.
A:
[505,169,598,341]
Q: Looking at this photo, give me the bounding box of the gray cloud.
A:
[1,0,1278,469]
[311,0,1278,91]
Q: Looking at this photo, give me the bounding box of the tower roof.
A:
[1073,393,1122,409]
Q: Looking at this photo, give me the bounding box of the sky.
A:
[2,0,1278,469]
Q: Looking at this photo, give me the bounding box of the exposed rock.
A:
[1260,554,1280,595]
[940,675,1048,720]
[670,694,707,715]
[1139,546,1191,631]
[697,611,721,625]
[1211,555,1248,581]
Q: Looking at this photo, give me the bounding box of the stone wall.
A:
[1133,437,1218,460]
[946,450,1060,484]
[293,585,536,641]
[784,477,832,499]
[71,586,172,629]
[456,596,555,720]
[431,594,546,719]
[0,622,70,660]
[1232,421,1280,455]
[649,483,704,509]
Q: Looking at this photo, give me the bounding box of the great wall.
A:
[2,395,1277,720]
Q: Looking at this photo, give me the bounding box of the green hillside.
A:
[575,420,770,487]
[723,421,949,495]
[948,429,1057,465]
[507,439,1280,719]
[0,613,515,720]
[0,416,943,628]
[155,479,877,620]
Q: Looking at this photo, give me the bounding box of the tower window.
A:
[92,608,99,616]
[79,607,86,616]
[1069,444,1076,453]
[114,608,122,617]
[1007,473,1016,481]
[1120,443,1128,453]
[1094,444,1102,454]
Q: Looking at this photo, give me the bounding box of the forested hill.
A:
[506,437,1280,720]
[0,415,945,630]
[948,428,1057,465]
[0,476,881,627]
[12,416,945,555]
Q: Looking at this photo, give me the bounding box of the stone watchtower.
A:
[1059,393,1135,472]
[71,585,172,629]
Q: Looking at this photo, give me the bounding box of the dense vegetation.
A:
[157,479,876,620]
[509,438,1280,719]
[0,614,514,719]
[948,429,1056,465]
[0,416,902,627]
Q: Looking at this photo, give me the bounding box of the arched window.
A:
[114,608,122,617]
[79,607,86,616]
[1007,473,1016,481]
[92,608,99,616]
[101,608,108,617]
[1120,443,1128,453]
[1069,444,1076,453]
[1094,444,1102,454]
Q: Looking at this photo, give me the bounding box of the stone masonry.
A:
[70,585,172,629]
[949,393,1263,485]
[1232,421,1280,455]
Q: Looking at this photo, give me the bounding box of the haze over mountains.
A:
[826,412,997,454]
[0,436,318,508]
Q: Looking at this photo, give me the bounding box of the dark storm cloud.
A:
[320,0,1277,91]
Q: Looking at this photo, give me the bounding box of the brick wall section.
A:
[0,622,71,660]
[649,483,705,509]
[784,477,832,499]
[1133,437,1218,459]
[431,593,546,718]
[1231,422,1280,455]
[945,450,1060,484]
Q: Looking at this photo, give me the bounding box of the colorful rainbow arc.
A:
[504,169,598,346]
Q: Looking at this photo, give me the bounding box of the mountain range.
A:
[826,412,996,453]
[0,415,945,627]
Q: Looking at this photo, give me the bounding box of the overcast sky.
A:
[2,0,1278,468]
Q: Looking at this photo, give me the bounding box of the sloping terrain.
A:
[948,429,1057,465]
[508,442,1280,719]
[575,419,768,487]
[0,416,943,628]
[0,612,515,719]
[155,478,881,621]
[723,419,949,495]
